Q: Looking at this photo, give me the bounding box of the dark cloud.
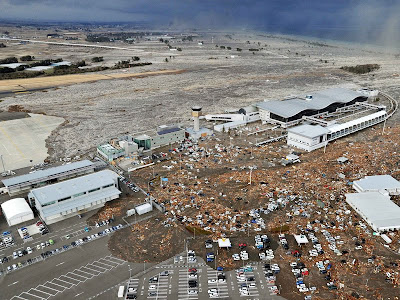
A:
[1,0,399,47]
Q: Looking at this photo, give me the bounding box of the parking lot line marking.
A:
[84,264,105,273]
[67,272,87,281]
[52,278,74,288]
[73,269,94,279]
[74,292,84,297]
[99,258,119,266]
[10,296,27,300]
[45,281,66,292]
[56,262,65,266]
[24,289,46,300]
[31,287,53,297]
[80,266,100,275]
[93,261,114,269]
[19,292,44,300]
[8,280,19,286]
[59,275,79,285]
[36,285,59,296]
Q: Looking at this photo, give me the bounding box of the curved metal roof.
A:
[256,88,366,119]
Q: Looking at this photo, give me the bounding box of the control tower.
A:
[191,106,202,132]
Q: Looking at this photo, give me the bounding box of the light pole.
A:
[128,264,132,278]
[0,154,5,173]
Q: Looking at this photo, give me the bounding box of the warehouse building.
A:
[2,160,95,196]
[346,192,400,233]
[1,198,34,227]
[256,88,368,128]
[287,110,387,152]
[28,170,120,224]
[353,175,400,195]
[134,125,185,151]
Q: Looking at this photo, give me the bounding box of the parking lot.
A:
[111,253,285,300]
[10,255,127,300]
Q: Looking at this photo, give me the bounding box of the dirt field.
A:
[0,69,185,93]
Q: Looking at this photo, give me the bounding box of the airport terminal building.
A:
[255,88,368,128]
[28,170,121,224]
[2,160,95,196]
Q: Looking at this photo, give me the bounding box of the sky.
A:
[1,0,399,47]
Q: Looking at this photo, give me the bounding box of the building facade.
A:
[2,160,95,196]
[134,126,185,151]
[287,110,387,152]
[28,170,121,224]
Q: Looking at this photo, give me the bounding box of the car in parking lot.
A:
[148,285,157,290]
[188,290,198,295]
[148,292,157,297]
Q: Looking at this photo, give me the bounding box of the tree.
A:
[132,56,140,61]
[227,47,231,50]
[177,48,182,52]
[91,56,104,63]
[0,57,18,64]
[20,55,34,61]
[236,48,242,51]
[0,43,6,48]
[165,58,169,62]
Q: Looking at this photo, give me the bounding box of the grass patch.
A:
[269,224,290,233]
[185,225,212,235]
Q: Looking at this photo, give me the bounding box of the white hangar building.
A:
[28,170,120,224]
[346,192,400,233]
[1,198,34,227]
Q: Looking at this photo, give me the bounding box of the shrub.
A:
[0,57,18,64]
[340,64,380,74]
[20,55,34,61]
[91,56,104,62]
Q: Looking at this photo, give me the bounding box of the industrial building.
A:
[134,125,185,151]
[206,105,260,132]
[97,135,139,162]
[2,160,95,196]
[256,88,368,128]
[28,170,120,224]
[346,192,400,233]
[287,110,387,152]
[353,175,400,195]
[1,198,34,227]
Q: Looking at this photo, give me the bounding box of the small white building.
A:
[135,203,153,215]
[353,175,400,195]
[287,124,330,152]
[218,238,232,248]
[346,192,400,233]
[294,234,309,246]
[1,198,34,226]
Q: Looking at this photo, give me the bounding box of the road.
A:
[1,235,149,300]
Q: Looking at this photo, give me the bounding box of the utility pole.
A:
[0,154,5,173]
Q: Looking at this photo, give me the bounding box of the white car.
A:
[188,290,198,295]
[27,247,33,254]
[232,254,240,261]
[149,285,157,290]
[208,279,217,284]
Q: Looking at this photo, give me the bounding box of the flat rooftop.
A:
[346,192,400,230]
[353,175,400,192]
[2,160,94,187]
[29,169,118,205]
